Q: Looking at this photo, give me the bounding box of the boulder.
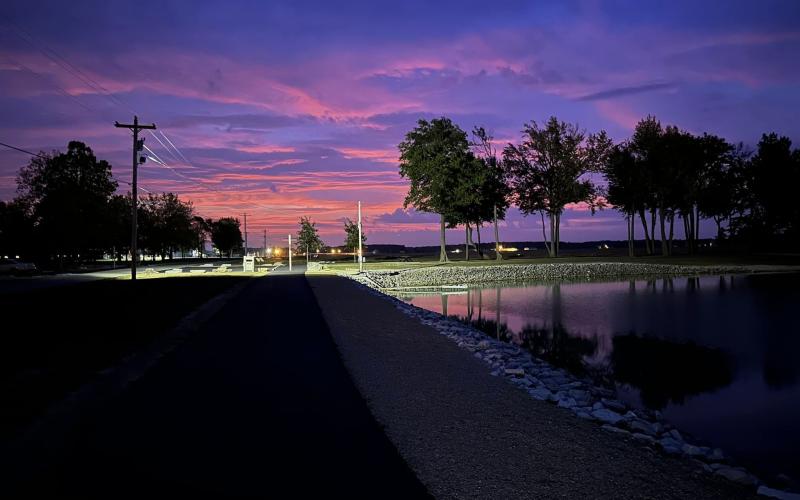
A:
[591,408,624,425]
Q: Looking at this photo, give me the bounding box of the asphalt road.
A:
[4,267,427,498]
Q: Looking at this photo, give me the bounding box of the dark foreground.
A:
[1,272,427,498]
[1,271,759,498]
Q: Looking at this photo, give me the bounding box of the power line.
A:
[1,19,283,218]
[0,141,48,159]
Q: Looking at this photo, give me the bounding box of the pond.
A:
[395,273,800,482]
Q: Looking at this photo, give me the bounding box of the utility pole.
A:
[241,213,249,256]
[358,201,363,273]
[288,234,292,271]
[263,229,267,257]
[115,115,156,281]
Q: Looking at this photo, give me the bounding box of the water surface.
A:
[397,273,800,481]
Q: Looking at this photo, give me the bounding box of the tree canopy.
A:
[398,117,475,262]
[503,117,611,257]
[296,216,324,253]
[210,217,243,257]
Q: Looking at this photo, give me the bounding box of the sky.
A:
[1,0,799,246]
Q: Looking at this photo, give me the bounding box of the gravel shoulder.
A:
[308,275,757,499]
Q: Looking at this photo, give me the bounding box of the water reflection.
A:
[398,273,800,479]
[611,335,732,410]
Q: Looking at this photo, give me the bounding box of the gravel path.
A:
[308,275,757,499]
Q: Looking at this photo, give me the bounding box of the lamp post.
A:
[358,201,363,273]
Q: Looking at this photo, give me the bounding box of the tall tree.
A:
[604,144,641,257]
[472,127,511,261]
[297,216,324,254]
[0,199,34,259]
[343,217,365,262]
[105,194,132,261]
[503,117,611,257]
[698,143,749,241]
[399,117,474,262]
[627,116,663,255]
[191,216,212,256]
[210,217,242,257]
[733,133,800,246]
[16,141,117,264]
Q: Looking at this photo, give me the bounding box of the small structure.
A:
[243,255,255,272]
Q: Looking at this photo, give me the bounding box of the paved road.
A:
[4,268,427,498]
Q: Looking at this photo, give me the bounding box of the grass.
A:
[0,275,249,440]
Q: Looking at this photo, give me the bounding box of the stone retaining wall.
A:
[363,262,745,288]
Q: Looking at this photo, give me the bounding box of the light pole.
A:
[358,201,363,273]
[288,234,292,271]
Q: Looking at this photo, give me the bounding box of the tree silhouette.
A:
[16,141,117,264]
[210,217,242,257]
[296,216,324,254]
[503,117,611,257]
[398,117,474,262]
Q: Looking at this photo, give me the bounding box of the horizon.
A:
[1,1,799,246]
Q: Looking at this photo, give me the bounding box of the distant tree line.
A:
[0,141,244,266]
[398,116,800,260]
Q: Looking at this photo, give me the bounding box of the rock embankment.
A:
[363,262,744,288]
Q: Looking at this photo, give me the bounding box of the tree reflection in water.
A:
[453,281,734,410]
[611,335,733,410]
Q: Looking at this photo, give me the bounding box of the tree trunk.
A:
[639,209,652,255]
[650,209,657,254]
[465,224,470,261]
[549,212,556,258]
[695,205,700,244]
[659,208,669,256]
[476,224,485,259]
[683,215,691,254]
[668,213,674,255]
[555,213,561,257]
[493,206,503,261]
[439,214,449,262]
[540,211,551,257]
[628,214,634,257]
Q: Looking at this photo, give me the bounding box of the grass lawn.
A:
[0,275,249,440]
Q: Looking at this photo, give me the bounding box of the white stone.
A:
[715,467,756,486]
[757,485,800,500]
[591,408,624,425]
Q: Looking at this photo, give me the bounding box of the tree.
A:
[732,133,800,247]
[503,117,611,257]
[399,117,475,262]
[343,218,365,262]
[16,141,117,264]
[698,144,749,241]
[472,127,512,260]
[0,199,34,259]
[297,216,324,255]
[210,217,242,257]
[604,144,641,257]
[105,194,132,261]
[627,116,663,255]
[444,156,490,260]
[191,216,212,256]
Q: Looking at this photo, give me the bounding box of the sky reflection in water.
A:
[399,273,800,480]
